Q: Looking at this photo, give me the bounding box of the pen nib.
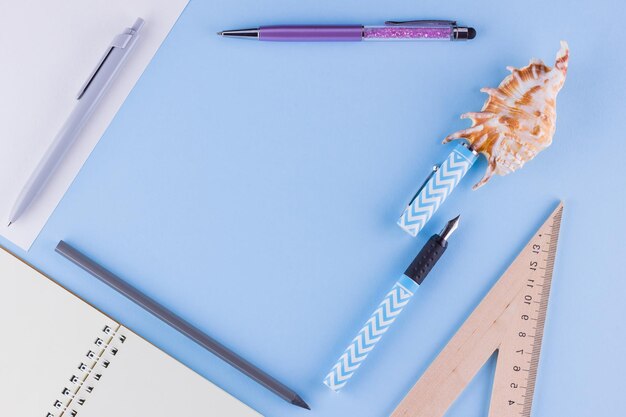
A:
[439,215,460,242]
[7,221,11,228]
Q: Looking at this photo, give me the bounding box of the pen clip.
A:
[76,18,144,100]
[76,46,114,100]
[385,20,457,26]
[404,165,439,210]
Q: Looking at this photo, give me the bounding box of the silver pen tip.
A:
[439,215,460,241]
[218,29,260,39]
[7,222,12,227]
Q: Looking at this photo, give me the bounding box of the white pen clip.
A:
[76,18,144,99]
[384,20,457,26]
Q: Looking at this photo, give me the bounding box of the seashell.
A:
[444,41,569,189]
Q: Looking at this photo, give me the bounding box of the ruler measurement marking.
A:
[390,204,563,417]
[520,210,562,417]
[513,216,560,417]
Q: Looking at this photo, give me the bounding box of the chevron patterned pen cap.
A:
[397,143,477,237]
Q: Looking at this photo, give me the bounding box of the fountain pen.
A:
[219,20,476,42]
[323,216,460,392]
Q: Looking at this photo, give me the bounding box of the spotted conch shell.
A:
[444,41,569,189]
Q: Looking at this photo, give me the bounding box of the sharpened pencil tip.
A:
[7,222,11,227]
[292,395,310,410]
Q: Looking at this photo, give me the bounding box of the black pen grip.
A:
[404,235,448,285]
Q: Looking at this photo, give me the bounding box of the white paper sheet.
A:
[0,0,189,249]
[0,248,261,416]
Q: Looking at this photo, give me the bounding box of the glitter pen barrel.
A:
[218,20,476,42]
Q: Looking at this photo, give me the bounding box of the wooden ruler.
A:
[391,202,563,417]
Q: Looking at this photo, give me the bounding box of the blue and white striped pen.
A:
[323,216,460,392]
[397,143,477,237]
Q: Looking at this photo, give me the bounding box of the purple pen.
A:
[218,20,476,42]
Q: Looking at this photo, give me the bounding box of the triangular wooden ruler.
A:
[391,202,563,417]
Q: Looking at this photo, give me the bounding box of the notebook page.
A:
[77,326,261,417]
[0,248,261,417]
[0,249,118,416]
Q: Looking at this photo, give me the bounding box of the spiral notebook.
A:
[0,248,261,417]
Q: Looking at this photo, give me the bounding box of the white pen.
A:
[7,18,144,226]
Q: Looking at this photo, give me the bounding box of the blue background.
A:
[4,0,625,416]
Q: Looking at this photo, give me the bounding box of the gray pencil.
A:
[55,241,310,410]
